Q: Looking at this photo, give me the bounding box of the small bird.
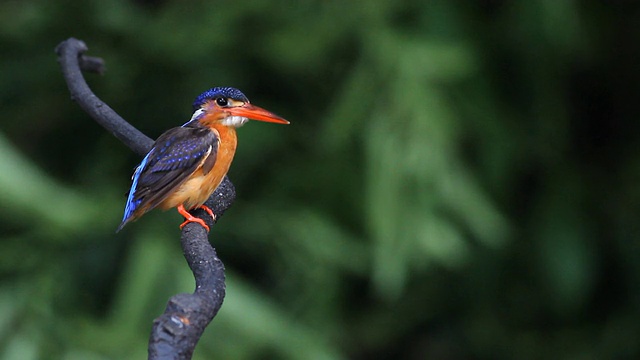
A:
[117,87,289,232]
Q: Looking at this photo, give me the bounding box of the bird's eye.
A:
[215,97,228,107]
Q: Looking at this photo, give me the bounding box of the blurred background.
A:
[1,0,639,359]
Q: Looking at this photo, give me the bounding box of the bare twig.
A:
[55,38,230,360]
[55,38,152,156]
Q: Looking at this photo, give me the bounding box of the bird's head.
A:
[188,87,289,128]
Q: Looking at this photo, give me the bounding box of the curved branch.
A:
[55,38,230,360]
[55,38,153,156]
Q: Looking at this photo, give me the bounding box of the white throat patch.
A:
[221,115,249,127]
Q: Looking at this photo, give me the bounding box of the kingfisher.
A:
[117,87,289,232]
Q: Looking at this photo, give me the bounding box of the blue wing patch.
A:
[117,125,218,232]
[118,153,150,231]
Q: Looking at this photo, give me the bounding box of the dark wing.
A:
[118,126,218,231]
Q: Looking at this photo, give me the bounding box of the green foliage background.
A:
[1,0,639,359]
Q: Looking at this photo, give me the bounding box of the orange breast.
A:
[159,125,237,210]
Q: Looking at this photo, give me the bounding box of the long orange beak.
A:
[229,103,289,124]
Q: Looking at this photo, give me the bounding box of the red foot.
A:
[200,205,217,223]
[177,204,210,232]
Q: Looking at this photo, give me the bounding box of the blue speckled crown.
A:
[192,87,249,110]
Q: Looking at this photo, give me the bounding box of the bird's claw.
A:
[179,217,209,232]
[200,205,217,223]
[177,204,216,232]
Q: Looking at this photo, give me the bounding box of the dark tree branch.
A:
[55,38,230,360]
[55,39,152,156]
